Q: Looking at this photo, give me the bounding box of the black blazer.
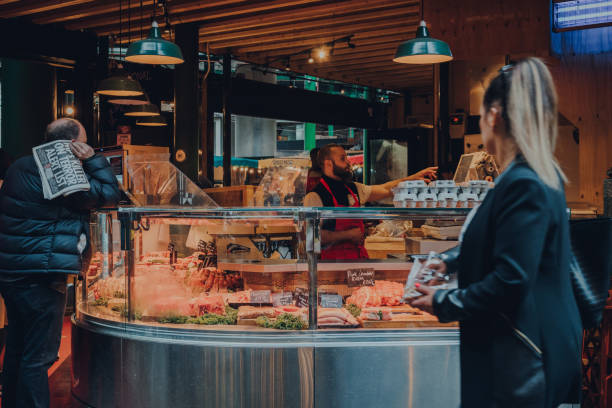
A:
[433,159,582,407]
[0,154,120,275]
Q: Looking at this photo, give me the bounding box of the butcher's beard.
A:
[333,163,353,182]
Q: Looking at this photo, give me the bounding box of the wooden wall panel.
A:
[549,23,612,210]
[428,0,550,60]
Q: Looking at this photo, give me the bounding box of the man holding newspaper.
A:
[0,118,120,408]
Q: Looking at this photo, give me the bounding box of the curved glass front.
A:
[77,207,469,332]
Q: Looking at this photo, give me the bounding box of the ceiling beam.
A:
[0,0,95,18]
[217,25,418,53]
[72,0,330,33]
[207,15,416,49]
[31,0,157,25]
[199,0,417,36]
[201,6,417,44]
[255,37,409,59]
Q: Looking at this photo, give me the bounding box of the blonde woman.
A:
[412,58,582,407]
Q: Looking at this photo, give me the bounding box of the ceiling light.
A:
[97,76,144,96]
[136,115,167,126]
[317,47,328,60]
[124,103,161,117]
[108,94,150,105]
[393,20,453,64]
[126,21,184,65]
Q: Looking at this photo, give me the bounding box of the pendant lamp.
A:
[124,103,160,117]
[97,75,144,96]
[108,93,149,105]
[393,1,453,64]
[126,21,184,65]
[97,0,144,96]
[136,115,167,126]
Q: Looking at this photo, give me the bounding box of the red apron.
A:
[319,178,369,260]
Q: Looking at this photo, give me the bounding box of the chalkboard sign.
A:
[320,294,343,308]
[250,290,271,304]
[272,292,293,307]
[168,243,177,265]
[197,240,207,253]
[294,288,309,308]
[346,268,375,287]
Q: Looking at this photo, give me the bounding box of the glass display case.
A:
[73,206,468,408]
[78,207,468,332]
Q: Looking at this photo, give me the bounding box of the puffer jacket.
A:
[0,153,120,275]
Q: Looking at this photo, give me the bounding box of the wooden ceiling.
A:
[0,0,434,91]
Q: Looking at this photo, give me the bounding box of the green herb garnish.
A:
[344,304,361,318]
[93,297,109,307]
[255,313,306,330]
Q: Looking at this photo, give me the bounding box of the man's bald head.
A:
[44,118,86,143]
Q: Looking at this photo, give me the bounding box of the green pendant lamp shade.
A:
[97,76,144,96]
[393,21,453,64]
[124,103,160,117]
[125,21,184,65]
[108,93,149,105]
[136,115,167,126]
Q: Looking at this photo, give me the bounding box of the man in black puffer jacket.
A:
[0,118,120,408]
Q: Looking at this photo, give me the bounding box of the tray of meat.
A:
[346,280,405,309]
[317,308,360,328]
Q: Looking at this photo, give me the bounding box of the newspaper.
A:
[32,140,90,200]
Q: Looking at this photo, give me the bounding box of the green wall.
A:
[1,58,55,158]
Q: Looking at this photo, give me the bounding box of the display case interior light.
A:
[553,0,612,31]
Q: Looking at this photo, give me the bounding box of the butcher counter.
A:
[72,207,469,408]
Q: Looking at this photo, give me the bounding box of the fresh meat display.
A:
[274,305,308,322]
[359,307,393,321]
[148,296,193,317]
[238,306,277,319]
[189,294,225,316]
[346,281,404,309]
[89,249,244,319]
[92,276,125,299]
[223,291,251,304]
[318,308,359,327]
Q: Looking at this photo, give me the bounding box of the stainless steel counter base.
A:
[72,315,460,408]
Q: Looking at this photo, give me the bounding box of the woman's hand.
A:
[426,259,447,276]
[409,284,438,315]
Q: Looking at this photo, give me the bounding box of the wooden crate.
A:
[204,185,256,207]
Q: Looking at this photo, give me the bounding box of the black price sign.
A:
[272,292,293,307]
[167,243,177,265]
[197,240,207,253]
[320,294,343,308]
[250,290,271,304]
[346,268,375,287]
[294,288,309,308]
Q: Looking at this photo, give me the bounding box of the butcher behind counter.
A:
[303,144,437,260]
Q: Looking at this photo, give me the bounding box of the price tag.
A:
[167,243,177,265]
[294,288,309,308]
[346,268,375,287]
[198,240,207,253]
[320,294,343,308]
[272,292,293,307]
[250,290,271,304]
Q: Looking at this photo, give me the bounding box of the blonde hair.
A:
[485,57,566,190]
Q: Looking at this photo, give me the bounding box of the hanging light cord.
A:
[203,42,211,81]
[128,0,131,46]
[119,0,122,58]
[140,0,143,39]
[420,0,424,21]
